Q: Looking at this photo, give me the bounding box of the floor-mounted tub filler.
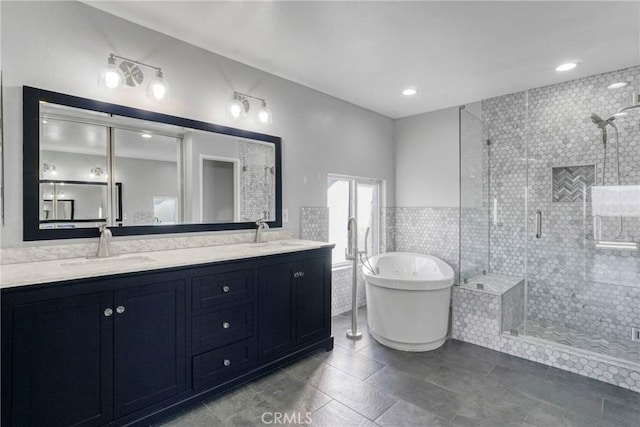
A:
[363,252,454,351]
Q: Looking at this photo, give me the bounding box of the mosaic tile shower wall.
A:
[482,66,640,353]
[239,141,275,221]
[392,207,460,275]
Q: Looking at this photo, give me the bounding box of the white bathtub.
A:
[363,252,454,351]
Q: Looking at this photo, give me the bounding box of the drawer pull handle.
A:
[222,285,230,293]
[223,359,231,367]
[104,308,113,317]
[222,322,230,329]
[116,306,125,314]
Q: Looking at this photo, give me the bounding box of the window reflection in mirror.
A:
[38,102,276,230]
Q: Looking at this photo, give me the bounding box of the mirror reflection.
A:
[39,102,276,230]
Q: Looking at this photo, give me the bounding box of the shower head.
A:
[589,113,610,130]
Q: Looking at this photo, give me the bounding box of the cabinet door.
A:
[257,262,295,360]
[10,292,113,427]
[113,280,186,418]
[295,257,331,344]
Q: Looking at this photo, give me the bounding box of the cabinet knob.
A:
[222,285,230,293]
[223,359,231,367]
[222,321,230,329]
[299,271,305,277]
[104,308,113,317]
[116,306,125,314]
[293,271,305,278]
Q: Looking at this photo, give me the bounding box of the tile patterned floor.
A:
[158,310,640,426]
[518,320,640,364]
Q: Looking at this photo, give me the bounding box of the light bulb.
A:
[229,94,248,119]
[229,101,243,118]
[100,56,123,89]
[258,101,272,125]
[147,70,168,102]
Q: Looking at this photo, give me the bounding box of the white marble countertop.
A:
[0,239,334,290]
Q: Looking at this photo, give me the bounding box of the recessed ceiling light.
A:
[141,133,152,139]
[42,120,47,124]
[555,62,577,72]
[402,88,418,96]
[607,82,628,89]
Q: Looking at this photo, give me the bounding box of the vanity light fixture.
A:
[402,88,418,96]
[43,163,57,176]
[99,53,168,102]
[607,82,628,90]
[555,62,578,72]
[228,91,272,125]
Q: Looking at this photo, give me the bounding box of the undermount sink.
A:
[60,254,157,268]
[250,240,308,248]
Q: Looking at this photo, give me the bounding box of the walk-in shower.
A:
[459,66,640,367]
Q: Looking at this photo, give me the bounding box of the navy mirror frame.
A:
[23,86,282,241]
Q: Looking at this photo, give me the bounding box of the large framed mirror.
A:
[23,86,282,240]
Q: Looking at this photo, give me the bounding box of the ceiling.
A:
[85,1,640,119]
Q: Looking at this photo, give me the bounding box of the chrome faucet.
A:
[254,218,269,243]
[97,223,112,258]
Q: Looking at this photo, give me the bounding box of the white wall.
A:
[394,107,460,207]
[1,1,395,248]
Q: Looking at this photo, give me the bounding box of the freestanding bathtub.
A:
[363,252,454,351]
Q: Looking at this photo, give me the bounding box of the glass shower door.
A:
[524,71,640,364]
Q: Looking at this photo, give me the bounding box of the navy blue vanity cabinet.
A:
[6,291,114,427]
[2,248,332,426]
[1,275,186,427]
[257,253,332,361]
[112,280,186,418]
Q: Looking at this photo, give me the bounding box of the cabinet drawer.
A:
[192,339,256,390]
[192,303,254,354]
[192,269,253,312]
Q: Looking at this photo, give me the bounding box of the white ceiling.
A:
[85,1,640,119]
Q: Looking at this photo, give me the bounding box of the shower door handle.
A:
[535,210,542,239]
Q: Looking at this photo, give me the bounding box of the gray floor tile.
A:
[366,365,463,421]
[251,369,332,413]
[545,366,640,408]
[357,340,437,378]
[454,341,549,377]
[156,403,224,426]
[225,400,285,427]
[304,363,398,420]
[525,402,601,427]
[602,398,640,427]
[487,364,604,419]
[204,387,265,421]
[311,400,378,426]
[376,399,449,427]
[319,344,384,380]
